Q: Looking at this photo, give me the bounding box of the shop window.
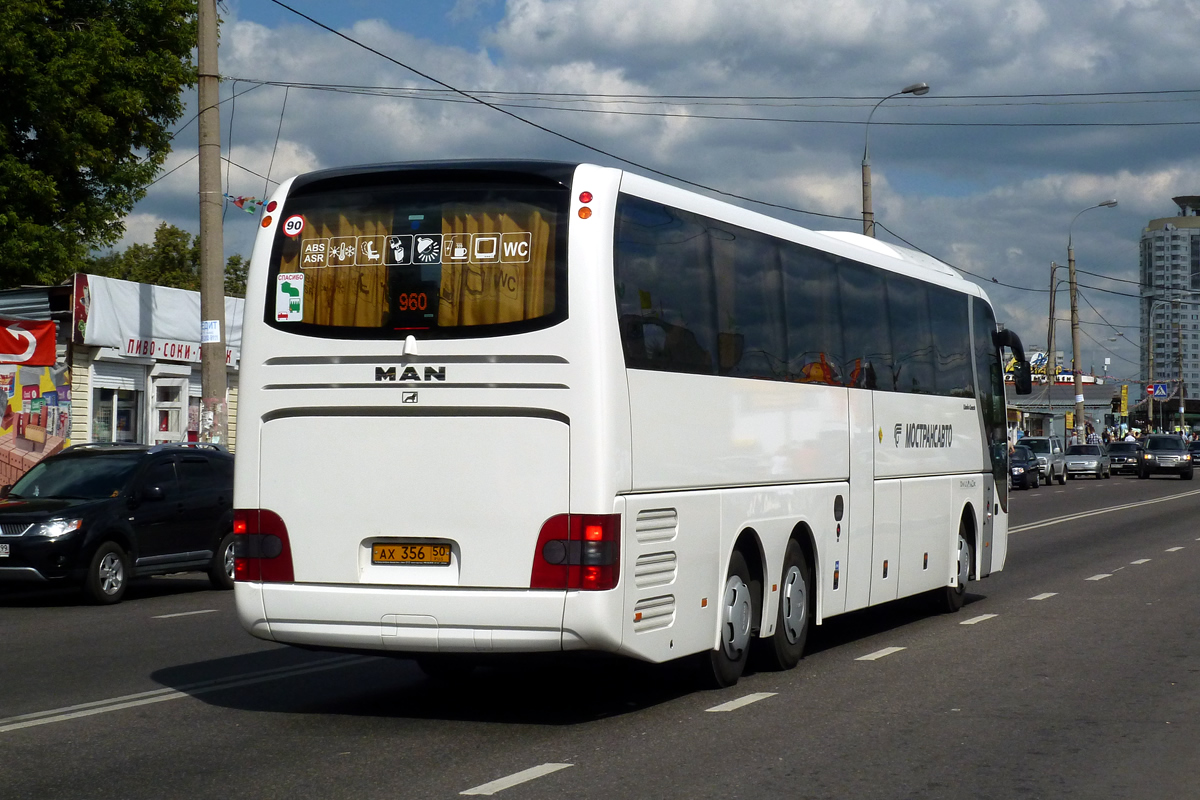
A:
[91,388,142,443]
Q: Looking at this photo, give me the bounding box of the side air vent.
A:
[634,551,677,589]
[635,508,678,544]
[633,595,675,633]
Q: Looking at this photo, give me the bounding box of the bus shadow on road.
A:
[148,592,986,726]
[803,591,988,657]
[149,648,703,725]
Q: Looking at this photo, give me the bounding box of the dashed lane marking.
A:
[0,655,370,734]
[1029,593,1058,601]
[960,614,997,625]
[706,692,776,712]
[151,609,217,619]
[856,646,906,661]
[1166,546,1185,552]
[461,764,573,796]
[1131,559,1151,565]
[1086,574,1112,581]
[1010,489,1200,534]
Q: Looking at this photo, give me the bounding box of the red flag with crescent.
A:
[0,319,56,366]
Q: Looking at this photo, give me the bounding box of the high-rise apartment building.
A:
[1140,195,1200,398]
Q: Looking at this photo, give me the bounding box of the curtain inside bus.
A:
[437,207,553,326]
[268,179,565,337]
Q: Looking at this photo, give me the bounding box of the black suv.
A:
[0,443,235,604]
[1137,435,1194,480]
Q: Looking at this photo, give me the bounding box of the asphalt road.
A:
[3,473,1198,800]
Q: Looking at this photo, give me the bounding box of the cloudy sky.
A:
[126,0,1200,383]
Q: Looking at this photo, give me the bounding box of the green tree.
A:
[0,0,197,288]
[87,222,245,296]
[224,253,248,298]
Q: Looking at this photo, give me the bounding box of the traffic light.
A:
[1111,395,1121,413]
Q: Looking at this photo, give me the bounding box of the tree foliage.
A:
[87,222,247,298]
[0,0,197,288]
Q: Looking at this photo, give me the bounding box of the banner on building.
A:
[0,319,56,366]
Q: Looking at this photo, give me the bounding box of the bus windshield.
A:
[266,176,568,339]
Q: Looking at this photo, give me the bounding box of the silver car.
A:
[1064,444,1111,479]
[1021,436,1066,484]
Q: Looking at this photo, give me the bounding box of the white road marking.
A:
[960,614,997,625]
[1029,592,1058,601]
[1010,489,1200,534]
[856,646,906,661]
[1166,546,1185,552]
[0,655,369,734]
[706,692,776,712]
[461,764,573,796]
[1131,559,1151,565]
[151,609,217,619]
[1086,574,1112,581]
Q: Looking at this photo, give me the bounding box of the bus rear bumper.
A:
[242,582,575,654]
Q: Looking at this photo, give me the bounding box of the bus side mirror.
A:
[0,484,9,499]
[1013,361,1032,395]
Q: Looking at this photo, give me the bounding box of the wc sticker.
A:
[276,273,305,322]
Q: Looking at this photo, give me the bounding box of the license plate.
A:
[371,542,451,566]
[0,543,8,557]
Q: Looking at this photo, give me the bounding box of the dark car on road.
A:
[1137,435,1194,480]
[1106,441,1142,475]
[1010,445,1041,489]
[0,443,235,604]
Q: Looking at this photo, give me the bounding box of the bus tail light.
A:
[531,513,621,591]
[233,509,295,583]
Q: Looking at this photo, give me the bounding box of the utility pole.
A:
[1148,341,1155,432]
[1068,243,1084,443]
[1046,262,1056,376]
[1047,262,1057,436]
[197,0,227,443]
[1179,322,1186,431]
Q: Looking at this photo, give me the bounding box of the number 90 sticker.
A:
[282,215,305,237]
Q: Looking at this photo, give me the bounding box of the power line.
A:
[265,0,859,225]
[222,76,1200,128]
[225,76,1200,104]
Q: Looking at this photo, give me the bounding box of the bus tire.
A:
[752,540,810,671]
[938,526,972,613]
[702,550,753,688]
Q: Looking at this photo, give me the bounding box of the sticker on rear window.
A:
[276,273,305,322]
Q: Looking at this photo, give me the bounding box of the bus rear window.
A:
[266,178,567,338]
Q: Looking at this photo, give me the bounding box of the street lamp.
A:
[1067,199,1117,443]
[862,82,929,238]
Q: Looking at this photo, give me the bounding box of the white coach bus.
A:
[233,161,1032,687]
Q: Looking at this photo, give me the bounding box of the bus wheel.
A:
[753,540,810,671]
[703,550,753,688]
[938,526,972,613]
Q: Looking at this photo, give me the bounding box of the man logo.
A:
[402,392,418,404]
[375,365,447,382]
[894,423,903,447]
